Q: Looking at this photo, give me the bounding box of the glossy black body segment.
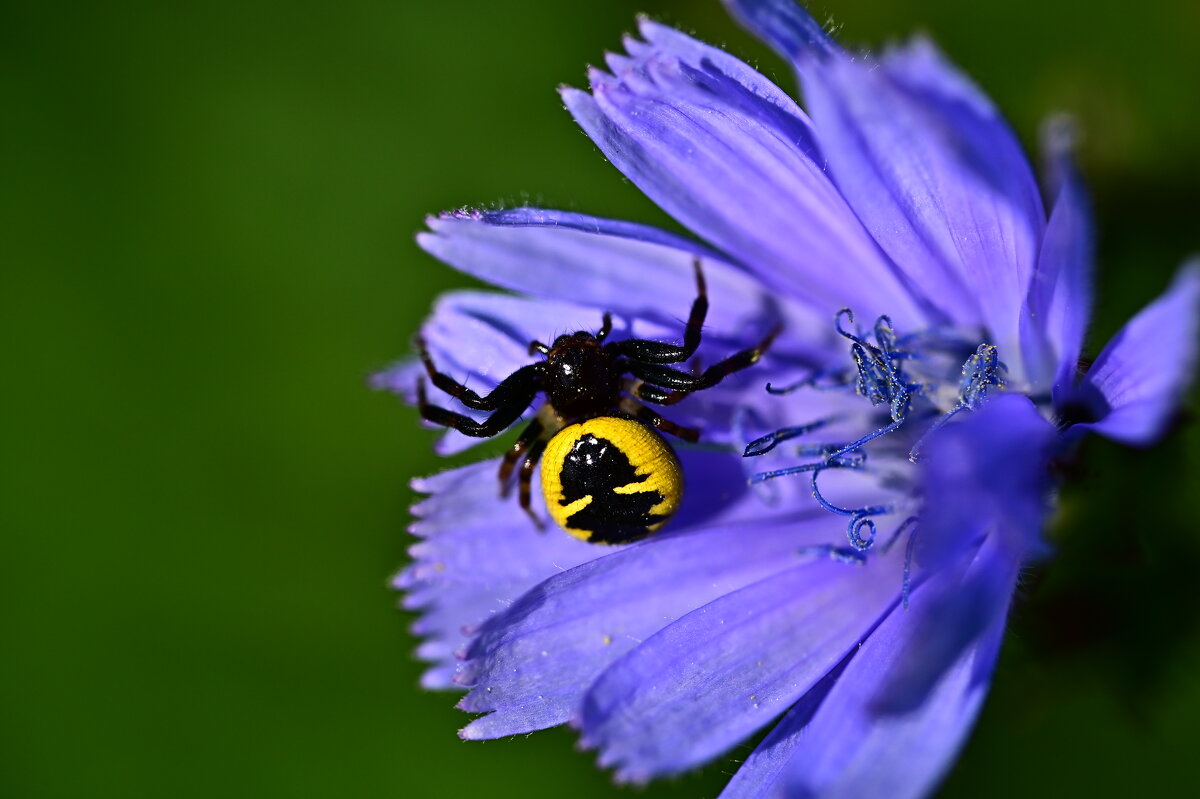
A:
[556,433,666,544]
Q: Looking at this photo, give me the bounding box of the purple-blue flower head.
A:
[376,1,1200,796]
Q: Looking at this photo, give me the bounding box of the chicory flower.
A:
[376,1,1199,796]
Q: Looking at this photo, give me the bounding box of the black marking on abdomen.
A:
[559,433,663,544]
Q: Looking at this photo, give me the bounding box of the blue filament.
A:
[749,311,1006,604]
[901,521,920,609]
[909,344,1008,461]
[825,418,905,463]
[765,367,853,395]
[850,514,878,550]
[797,544,867,565]
[836,310,922,423]
[747,461,827,485]
[907,406,967,463]
[743,417,836,456]
[960,343,1007,409]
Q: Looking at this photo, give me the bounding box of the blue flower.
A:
[376,1,1200,796]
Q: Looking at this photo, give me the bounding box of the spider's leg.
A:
[627,378,690,407]
[498,416,545,497]
[529,340,550,356]
[518,438,548,530]
[619,395,699,442]
[416,374,538,438]
[595,312,614,342]
[417,336,542,411]
[603,258,708,364]
[629,326,780,393]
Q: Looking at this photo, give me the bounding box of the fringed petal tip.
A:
[370,359,420,401]
[413,202,826,354]
[399,459,610,694]
[457,720,488,741]
[720,0,839,63]
[1071,261,1200,446]
[1040,114,1081,174]
[565,17,927,325]
[390,566,416,591]
[572,728,652,785]
[429,208,485,224]
[419,666,460,692]
[793,26,1046,347]
[879,34,998,119]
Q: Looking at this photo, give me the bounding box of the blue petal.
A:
[803,40,1045,355]
[633,18,819,129]
[1020,118,1093,400]
[576,553,902,782]
[916,393,1055,570]
[720,0,838,61]
[401,459,605,688]
[418,210,821,343]
[458,465,845,739]
[720,579,1008,799]
[561,29,927,326]
[482,205,730,259]
[873,533,1019,716]
[727,0,1037,334]
[1071,262,1200,446]
[879,393,1054,711]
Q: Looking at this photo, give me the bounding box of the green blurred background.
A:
[3,0,1197,796]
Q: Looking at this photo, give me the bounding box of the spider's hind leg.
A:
[619,393,700,443]
[498,417,545,497]
[518,438,549,531]
[628,325,781,396]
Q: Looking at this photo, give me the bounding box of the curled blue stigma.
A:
[744,310,1008,566]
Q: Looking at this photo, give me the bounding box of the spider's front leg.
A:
[604,258,708,364]
[628,325,781,396]
[416,364,540,437]
[417,336,540,411]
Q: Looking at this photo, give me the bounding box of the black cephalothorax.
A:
[416,259,778,528]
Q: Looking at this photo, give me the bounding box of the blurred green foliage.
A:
[2,1,1197,797]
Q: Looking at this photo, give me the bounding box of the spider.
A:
[416,259,778,544]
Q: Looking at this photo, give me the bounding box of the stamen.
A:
[745,310,1008,588]
[849,514,878,550]
[907,406,968,463]
[825,418,905,463]
[796,544,867,565]
[747,461,826,485]
[960,343,1007,409]
[764,368,852,395]
[901,521,919,609]
[908,344,1008,462]
[743,417,837,456]
[805,468,893,543]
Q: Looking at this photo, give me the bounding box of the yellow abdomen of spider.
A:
[540,416,683,545]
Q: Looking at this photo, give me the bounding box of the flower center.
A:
[742,310,1009,589]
